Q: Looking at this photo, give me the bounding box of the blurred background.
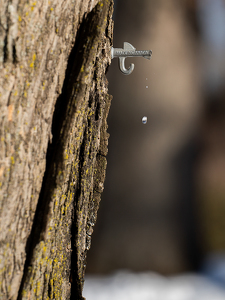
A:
[85,0,225,295]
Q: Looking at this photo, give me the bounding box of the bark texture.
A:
[0,0,113,299]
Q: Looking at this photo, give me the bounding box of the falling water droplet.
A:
[146,86,148,88]
[142,116,147,124]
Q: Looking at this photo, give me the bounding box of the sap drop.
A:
[142,116,147,124]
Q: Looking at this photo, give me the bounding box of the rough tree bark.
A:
[0,0,113,299]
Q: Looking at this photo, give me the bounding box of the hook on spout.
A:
[119,57,134,75]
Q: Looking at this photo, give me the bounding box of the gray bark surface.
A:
[0,0,113,299]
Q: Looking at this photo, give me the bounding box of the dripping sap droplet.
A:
[142,116,147,124]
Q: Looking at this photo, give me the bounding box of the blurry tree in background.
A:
[195,0,225,256]
[87,0,225,275]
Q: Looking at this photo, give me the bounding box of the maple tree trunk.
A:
[0,0,113,299]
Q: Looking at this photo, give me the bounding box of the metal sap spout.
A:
[111,42,152,75]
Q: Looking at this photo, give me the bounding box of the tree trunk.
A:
[0,0,113,299]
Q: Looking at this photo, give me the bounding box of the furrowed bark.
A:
[0,0,113,299]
